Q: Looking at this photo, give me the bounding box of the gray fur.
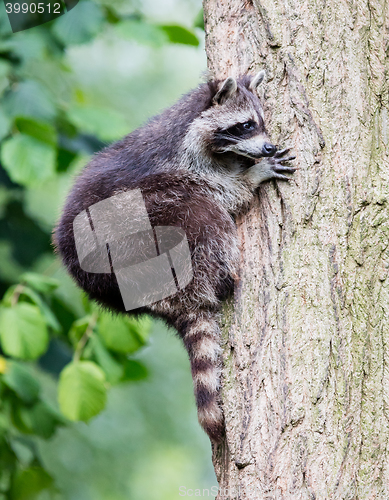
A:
[212,76,238,105]
[249,69,266,92]
[55,72,295,442]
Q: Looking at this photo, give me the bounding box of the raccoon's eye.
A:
[242,121,255,131]
[224,120,257,137]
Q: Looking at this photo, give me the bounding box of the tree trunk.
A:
[203,0,389,497]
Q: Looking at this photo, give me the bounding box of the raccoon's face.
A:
[206,71,276,160]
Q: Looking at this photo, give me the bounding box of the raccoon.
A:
[55,70,295,442]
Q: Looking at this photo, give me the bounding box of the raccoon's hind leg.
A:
[177,310,224,442]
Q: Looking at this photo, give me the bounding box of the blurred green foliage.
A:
[0,1,215,498]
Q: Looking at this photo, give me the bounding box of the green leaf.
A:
[98,313,149,354]
[68,316,93,346]
[0,406,8,437]
[0,243,24,285]
[0,439,16,476]
[0,32,47,62]
[19,273,59,295]
[0,304,49,360]
[58,361,107,422]
[3,80,56,121]
[159,25,199,46]
[16,401,62,439]
[0,59,11,95]
[1,285,41,308]
[0,475,11,496]
[14,117,57,146]
[23,173,71,231]
[2,361,40,403]
[115,20,168,47]
[34,302,61,334]
[90,336,123,384]
[0,108,10,141]
[1,134,56,187]
[66,104,129,142]
[1,285,61,333]
[81,293,93,314]
[1,286,18,308]
[11,467,53,500]
[132,315,152,343]
[9,439,34,467]
[53,1,104,45]
[57,147,77,172]
[194,9,205,30]
[121,359,148,382]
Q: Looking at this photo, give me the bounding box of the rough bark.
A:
[203,0,389,498]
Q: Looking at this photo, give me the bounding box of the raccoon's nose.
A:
[262,143,277,156]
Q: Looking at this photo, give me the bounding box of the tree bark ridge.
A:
[203,0,389,497]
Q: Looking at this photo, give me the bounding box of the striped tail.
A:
[181,311,224,442]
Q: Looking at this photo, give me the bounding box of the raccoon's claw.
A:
[274,147,292,158]
[273,165,297,173]
[272,173,291,181]
[275,155,296,164]
[271,167,295,181]
[271,162,296,182]
[272,149,296,181]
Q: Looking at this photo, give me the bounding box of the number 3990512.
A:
[5,3,62,14]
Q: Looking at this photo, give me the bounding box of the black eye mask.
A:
[224,120,258,137]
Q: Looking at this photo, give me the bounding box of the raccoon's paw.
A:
[270,148,297,180]
[245,148,296,186]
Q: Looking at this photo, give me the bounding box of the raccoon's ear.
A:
[249,70,266,93]
[212,77,238,105]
